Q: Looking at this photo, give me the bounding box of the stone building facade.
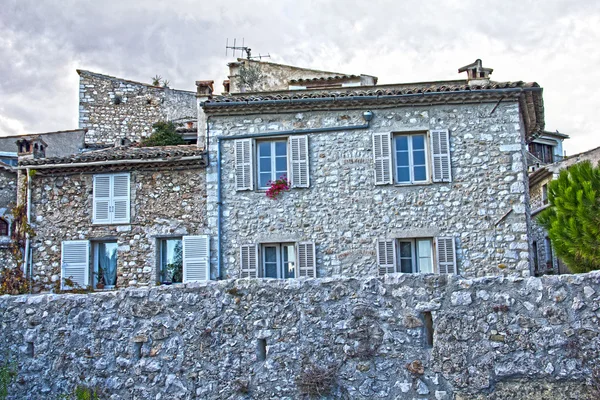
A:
[20,145,208,291]
[78,70,197,145]
[203,64,545,280]
[0,163,17,268]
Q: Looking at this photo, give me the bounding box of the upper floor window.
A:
[377,237,457,275]
[93,173,130,224]
[373,130,451,185]
[239,241,316,279]
[234,136,309,191]
[0,218,8,236]
[528,142,555,164]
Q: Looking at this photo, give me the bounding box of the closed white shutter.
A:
[377,239,396,275]
[240,244,258,278]
[111,173,130,223]
[235,139,253,191]
[430,129,452,182]
[182,235,210,282]
[373,132,393,185]
[61,240,90,289]
[436,237,457,274]
[93,175,111,224]
[297,242,316,278]
[289,135,310,188]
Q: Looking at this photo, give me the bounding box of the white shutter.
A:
[289,135,310,188]
[93,175,111,224]
[111,173,130,223]
[377,239,396,275]
[61,240,90,289]
[297,242,316,278]
[436,237,457,274]
[182,235,210,282]
[240,244,258,278]
[235,139,253,191]
[430,129,452,182]
[373,132,393,185]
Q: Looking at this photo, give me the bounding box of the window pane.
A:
[399,241,412,257]
[397,151,409,167]
[397,166,410,183]
[259,173,271,188]
[97,242,118,287]
[417,240,433,273]
[414,166,427,181]
[413,149,426,165]
[275,141,287,156]
[264,246,278,278]
[264,246,277,263]
[395,136,408,151]
[259,157,272,173]
[400,258,413,273]
[275,156,287,174]
[160,239,183,283]
[282,245,296,279]
[412,135,425,150]
[258,142,271,157]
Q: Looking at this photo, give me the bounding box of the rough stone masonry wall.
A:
[0,273,598,399]
[29,167,206,291]
[206,102,531,279]
[78,71,196,145]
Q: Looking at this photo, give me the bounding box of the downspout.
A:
[25,167,32,293]
[215,110,374,279]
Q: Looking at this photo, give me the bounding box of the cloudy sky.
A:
[1,0,599,154]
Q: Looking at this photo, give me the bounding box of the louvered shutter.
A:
[436,237,457,274]
[430,129,452,182]
[289,135,310,188]
[93,175,111,224]
[377,239,396,275]
[373,132,393,185]
[240,244,258,278]
[297,242,316,278]
[111,173,130,223]
[182,235,210,282]
[61,240,90,289]
[235,139,253,191]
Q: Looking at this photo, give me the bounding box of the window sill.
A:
[91,223,132,226]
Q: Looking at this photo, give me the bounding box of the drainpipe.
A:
[24,167,32,292]
[215,110,374,279]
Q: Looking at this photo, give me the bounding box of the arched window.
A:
[0,219,8,236]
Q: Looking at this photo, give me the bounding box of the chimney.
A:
[195,80,214,150]
[222,79,230,94]
[16,136,47,161]
[458,59,493,85]
[196,80,214,97]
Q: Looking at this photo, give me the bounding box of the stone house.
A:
[528,145,600,275]
[201,59,545,281]
[0,161,17,268]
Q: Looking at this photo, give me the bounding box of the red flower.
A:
[266,175,290,199]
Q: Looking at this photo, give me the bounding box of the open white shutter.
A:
[289,135,310,188]
[235,139,253,191]
[182,235,210,282]
[297,242,316,278]
[111,173,130,223]
[373,132,393,185]
[93,175,111,224]
[240,244,258,278]
[61,240,90,289]
[436,237,457,274]
[430,129,452,182]
[377,239,396,275]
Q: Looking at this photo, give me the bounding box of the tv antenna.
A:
[226,38,271,60]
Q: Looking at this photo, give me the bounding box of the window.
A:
[532,241,539,275]
[93,173,130,224]
[528,142,554,164]
[240,242,316,278]
[158,238,183,284]
[542,184,548,205]
[394,134,428,184]
[93,241,118,289]
[234,136,309,191]
[257,140,288,189]
[544,237,553,269]
[377,237,456,275]
[0,218,8,236]
[373,130,451,185]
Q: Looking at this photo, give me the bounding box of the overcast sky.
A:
[1,0,599,155]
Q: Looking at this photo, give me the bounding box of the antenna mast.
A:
[226,38,271,60]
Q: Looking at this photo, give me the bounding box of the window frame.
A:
[256,139,289,190]
[260,242,297,279]
[92,241,118,290]
[393,132,430,185]
[397,238,435,273]
[157,237,183,284]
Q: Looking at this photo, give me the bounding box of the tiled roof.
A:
[289,75,361,84]
[0,161,15,173]
[20,145,206,167]
[205,80,539,104]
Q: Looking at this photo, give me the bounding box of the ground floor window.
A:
[377,236,456,275]
[261,243,296,279]
[398,239,434,273]
[240,242,316,279]
[159,238,183,284]
[93,241,117,289]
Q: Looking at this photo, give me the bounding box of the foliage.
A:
[73,385,101,400]
[141,121,185,147]
[0,358,16,400]
[52,277,92,294]
[151,75,169,88]
[0,267,30,295]
[295,362,337,397]
[538,161,600,273]
[266,175,290,200]
[236,62,264,92]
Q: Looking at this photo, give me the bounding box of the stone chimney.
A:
[16,136,47,161]
[195,80,214,150]
[196,80,214,97]
[458,59,493,85]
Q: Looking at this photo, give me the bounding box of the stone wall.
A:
[206,102,531,279]
[0,273,598,399]
[0,167,17,212]
[78,70,196,145]
[28,167,207,291]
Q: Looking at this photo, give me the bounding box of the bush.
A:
[141,122,185,147]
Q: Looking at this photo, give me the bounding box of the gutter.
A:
[25,167,32,293]
[214,111,374,280]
